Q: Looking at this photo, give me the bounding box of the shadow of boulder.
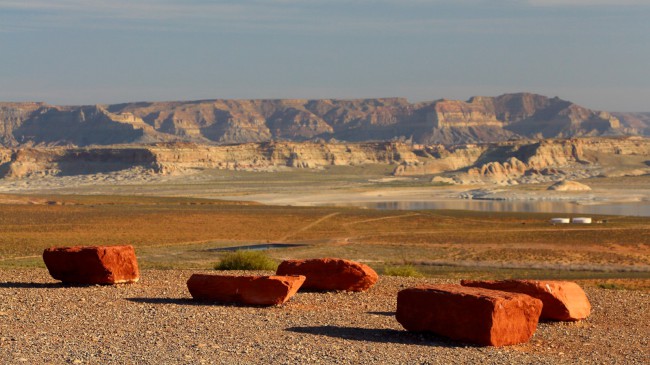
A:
[125,297,281,308]
[0,281,67,289]
[285,325,469,348]
[366,311,395,316]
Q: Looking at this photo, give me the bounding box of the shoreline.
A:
[215,187,650,217]
[0,169,649,216]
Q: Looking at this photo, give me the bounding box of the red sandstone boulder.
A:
[186,274,305,306]
[276,258,378,292]
[461,279,591,321]
[43,245,140,285]
[396,284,543,347]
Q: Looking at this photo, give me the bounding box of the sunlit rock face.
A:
[0,93,638,148]
[396,284,543,346]
[461,279,591,321]
[43,245,140,285]
[186,274,305,306]
[276,258,379,292]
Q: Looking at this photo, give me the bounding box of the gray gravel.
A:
[1,269,648,364]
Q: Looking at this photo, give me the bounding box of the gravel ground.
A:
[1,269,648,364]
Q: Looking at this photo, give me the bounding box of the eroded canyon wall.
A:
[0,142,419,178]
[1,138,647,187]
[394,137,650,184]
[1,93,642,148]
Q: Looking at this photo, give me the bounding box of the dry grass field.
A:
[1,194,648,289]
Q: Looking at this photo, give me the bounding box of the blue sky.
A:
[1,1,648,111]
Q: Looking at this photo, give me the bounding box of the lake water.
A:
[327,200,650,217]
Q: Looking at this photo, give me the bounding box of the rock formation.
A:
[276,258,378,292]
[0,93,640,148]
[461,280,591,321]
[395,136,650,185]
[0,148,11,176]
[42,245,140,284]
[396,284,543,346]
[462,139,587,184]
[186,274,305,306]
[613,112,650,136]
[548,180,592,191]
[393,144,487,176]
[0,137,647,185]
[0,141,417,178]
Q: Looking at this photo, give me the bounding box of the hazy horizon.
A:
[1,1,649,112]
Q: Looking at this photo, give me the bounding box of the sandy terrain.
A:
[0,168,648,214]
[1,269,648,364]
[216,186,650,207]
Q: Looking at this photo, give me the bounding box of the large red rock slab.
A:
[276,258,378,292]
[43,245,140,285]
[186,274,305,306]
[396,284,543,347]
[461,279,591,321]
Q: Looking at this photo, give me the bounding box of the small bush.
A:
[596,282,625,290]
[383,265,424,278]
[214,250,278,271]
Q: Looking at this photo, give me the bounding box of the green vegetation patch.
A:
[383,264,424,278]
[597,282,626,290]
[214,250,278,271]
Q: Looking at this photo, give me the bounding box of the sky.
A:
[0,0,649,111]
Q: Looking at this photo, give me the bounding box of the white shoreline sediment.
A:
[0,169,649,216]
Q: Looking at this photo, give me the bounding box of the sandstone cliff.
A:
[0,93,637,147]
[150,141,418,174]
[0,142,418,179]
[462,139,587,184]
[548,180,592,191]
[613,112,650,135]
[0,102,44,146]
[393,144,487,176]
[0,103,176,147]
[2,138,647,186]
[412,93,624,144]
[0,148,12,176]
[394,137,650,185]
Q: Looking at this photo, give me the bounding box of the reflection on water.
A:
[330,200,650,217]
